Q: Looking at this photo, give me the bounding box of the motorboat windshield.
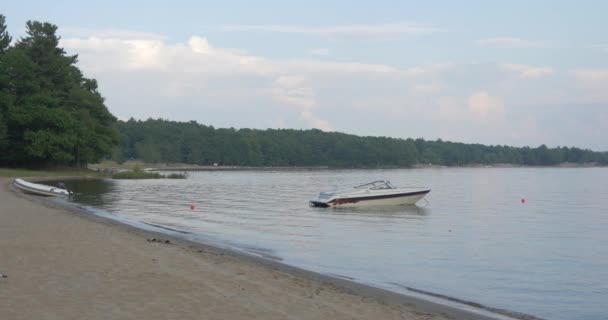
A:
[318,191,336,201]
[353,180,396,190]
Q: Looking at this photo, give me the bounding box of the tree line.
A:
[114,118,608,167]
[0,14,118,168]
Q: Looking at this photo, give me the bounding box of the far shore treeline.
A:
[1,15,607,169]
[114,118,608,167]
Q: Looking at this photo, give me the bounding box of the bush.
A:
[165,172,187,179]
[112,166,187,179]
[112,171,162,179]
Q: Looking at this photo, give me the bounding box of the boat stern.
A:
[309,200,330,208]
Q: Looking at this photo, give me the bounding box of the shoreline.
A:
[47,197,532,320]
[87,161,605,173]
[2,178,537,320]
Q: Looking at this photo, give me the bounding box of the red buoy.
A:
[521,198,525,204]
[191,204,195,210]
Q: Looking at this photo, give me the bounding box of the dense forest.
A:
[0,15,118,167]
[114,118,608,167]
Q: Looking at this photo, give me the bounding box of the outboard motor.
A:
[57,182,73,196]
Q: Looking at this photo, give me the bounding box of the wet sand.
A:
[1,178,500,320]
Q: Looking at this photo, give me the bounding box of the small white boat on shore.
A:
[14,178,72,197]
[310,180,430,208]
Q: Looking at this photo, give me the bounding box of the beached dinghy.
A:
[310,180,430,208]
[14,178,72,197]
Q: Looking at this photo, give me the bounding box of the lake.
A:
[58,168,608,320]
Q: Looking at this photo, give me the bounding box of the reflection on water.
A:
[59,168,608,320]
[331,204,430,216]
[68,179,118,207]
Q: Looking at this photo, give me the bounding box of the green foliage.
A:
[112,170,162,179]
[0,167,108,178]
[165,172,187,179]
[0,113,7,151]
[114,119,608,168]
[0,15,11,53]
[0,14,118,167]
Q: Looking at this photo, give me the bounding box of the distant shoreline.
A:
[152,166,331,171]
[413,162,604,169]
[89,161,605,172]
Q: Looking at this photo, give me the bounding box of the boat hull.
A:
[14,179,71,197]
[311,190,430,208]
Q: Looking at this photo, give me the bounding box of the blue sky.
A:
[3,1,608,150]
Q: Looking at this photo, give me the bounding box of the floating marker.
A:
[191,204,195,210]
[521,198,525,204]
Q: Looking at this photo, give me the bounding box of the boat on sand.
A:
[14,178,72,197]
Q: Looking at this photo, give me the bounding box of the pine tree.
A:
[0,16,118,167]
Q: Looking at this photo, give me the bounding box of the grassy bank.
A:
[112,172,187,179]
[0,168,107,178]
[0,167,185,180]
[111,166,187,179]
[111,171,162,179]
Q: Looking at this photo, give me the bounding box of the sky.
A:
[3,1,608,150]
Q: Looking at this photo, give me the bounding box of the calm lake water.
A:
[58,168,608,320]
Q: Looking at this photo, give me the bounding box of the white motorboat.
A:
[309,180,430,208]
[14,178,72,197]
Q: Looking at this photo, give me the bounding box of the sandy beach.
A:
[0,177,499,320]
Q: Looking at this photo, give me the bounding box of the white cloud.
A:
[280,59,398,74]
[573,68,608,101]
[509,116,549,144]
[401,63,453,78]
[264,76,337,131]
[63,34,414,131]
[59,28,608,149]
[410,84,440,94]
[308,48,329,56]
[300,110,333,132]
[436,97,466,119]
[220,23,438,36]
[61,27,167,40]
[61,37,167,71]
[63,35,400,75]
[468,91,506,122]
[477,37,545,48]
[500,63,555,78]
[273,116,287,129]
[265,76,316,109]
